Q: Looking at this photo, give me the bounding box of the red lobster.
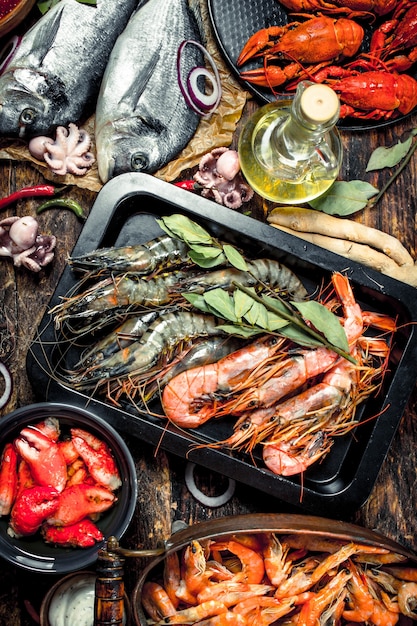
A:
[313,64,417,119]
[237,16,364,88]
[276,0,398,19]
[369,1,417,72]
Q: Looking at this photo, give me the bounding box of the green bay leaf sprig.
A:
[309,128,417,216]
[158,214,354,362]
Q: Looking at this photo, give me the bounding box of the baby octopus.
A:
[0,216,56,272]
[28,123,95,177]
[194,147,254,209]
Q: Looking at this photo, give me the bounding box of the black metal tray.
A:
[27,173,417,516]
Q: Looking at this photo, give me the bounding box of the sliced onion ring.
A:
[0,35,21,75]
[177,40,222,117]
[0,360,12,411]
[185,462,236,507]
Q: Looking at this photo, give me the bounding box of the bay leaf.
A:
[244,301,269,328]
[182,293,212,313]
[366,136,413,172]
[309,180,378,216]
[157,215,213,245]
[203,289,238,321]
[292,300,349,352]
[188,250,226,268]
[234,289,254,319]
[216,324,261,338]
[223,245,248,271]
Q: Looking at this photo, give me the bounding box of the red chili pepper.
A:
[0,185,65,210]
[173,180,201,191]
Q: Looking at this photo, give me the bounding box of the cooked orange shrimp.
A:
[318,586,347,626]
[209,541,265,585]
[311,543,390,584]
[197,582,274,607]
[161,336,285,428]
[232,595,296,625]
[178,540,212,601]
[263,534,292,587]
[141,581,177,621]
[343,560,375,622]
[222,343,343,417]
[370,596,400,626]
[297,569,352,626]
[274,555,321,599]
[193,612,246,626]
[149,599,228,625]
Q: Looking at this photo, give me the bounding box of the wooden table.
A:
[1,20,417,626]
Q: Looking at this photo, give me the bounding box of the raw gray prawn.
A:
[68,235,191,274]
[51,258,307,334]
[66,312,226,390]
[50,269,189,332]
[74,311,161,370]
[176,258,308,301]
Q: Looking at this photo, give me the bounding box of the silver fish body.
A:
[95,0,203,183]
[0,0,138,138]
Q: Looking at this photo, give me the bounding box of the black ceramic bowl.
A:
[0,402,137,574]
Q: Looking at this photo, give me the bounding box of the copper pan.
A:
[122,513,417,626]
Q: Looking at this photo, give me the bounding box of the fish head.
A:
[0,68,67,138]
[97,118,170,183]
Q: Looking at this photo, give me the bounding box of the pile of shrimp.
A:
[140,532,417,625]
[48,232,396,477]
[48,232,308,403]
[160,272,395,476]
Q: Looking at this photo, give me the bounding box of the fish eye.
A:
[19,108,36,126]
[131,152,148,172]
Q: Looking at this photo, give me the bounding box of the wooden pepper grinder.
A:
[94,537,127,625]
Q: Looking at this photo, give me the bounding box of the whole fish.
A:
[95,0,204,183]
[0,0,139,138]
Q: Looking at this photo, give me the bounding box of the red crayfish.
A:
[313,63,417,119]
[276,0,397,19]
[237,16,365,88]
[0,417,121,547]
[369,1,417,72]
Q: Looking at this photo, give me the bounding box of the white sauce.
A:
[47,572,128,626]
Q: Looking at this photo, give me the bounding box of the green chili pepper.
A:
[36,198,88,221]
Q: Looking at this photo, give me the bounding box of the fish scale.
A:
[0,0,139,138]
[95,0,204,183]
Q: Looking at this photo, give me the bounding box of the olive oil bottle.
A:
[238,81,343,204]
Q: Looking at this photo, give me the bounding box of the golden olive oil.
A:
[238,83,343,205]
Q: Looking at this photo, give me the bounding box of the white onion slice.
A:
[177,40,222,117]
[0,36,21,74]
[0,360,12,410]
[185,462,236,507]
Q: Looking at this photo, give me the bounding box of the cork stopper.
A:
[300,83,339,125]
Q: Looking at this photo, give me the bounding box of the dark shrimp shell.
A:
[69,235,191,274]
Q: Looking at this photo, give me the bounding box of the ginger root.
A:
[268,207,417,287]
